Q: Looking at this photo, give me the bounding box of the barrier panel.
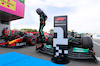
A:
[52,16,69,64]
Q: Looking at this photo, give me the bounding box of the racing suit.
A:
[36,8,47,42]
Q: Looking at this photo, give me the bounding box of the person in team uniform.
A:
[2,27,9,36]
[36,8,47,42]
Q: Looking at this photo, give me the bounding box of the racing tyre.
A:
[27,36,37,46]
[47,36,53,45]
[82,37,93,49]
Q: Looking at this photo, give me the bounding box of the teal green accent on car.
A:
[45,45,52,49]
[73,47,89,53]
[70,39,77,42]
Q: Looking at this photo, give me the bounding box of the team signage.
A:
[52,16,69,64]
[0,0,25,19]
[0,0,16,11]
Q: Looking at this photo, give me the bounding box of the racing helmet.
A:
[36,8,43,15]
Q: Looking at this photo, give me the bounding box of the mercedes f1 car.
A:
[36,34,95,59]
[35,8,95,59]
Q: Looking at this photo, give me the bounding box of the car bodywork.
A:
[36,36,95,59]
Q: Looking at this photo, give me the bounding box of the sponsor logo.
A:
[16,42,26,46]
[54,16,68,57]
[36,44,42,48]
[0,0,16,11]
[55,17,66,23]
[0,42,8,45]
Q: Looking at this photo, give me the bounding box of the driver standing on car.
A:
[36,8,47,42]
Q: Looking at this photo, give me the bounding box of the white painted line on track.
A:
[95,56,100,62]
[93,41,100,46]
[93,41,100,62]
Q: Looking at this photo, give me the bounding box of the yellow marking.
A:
[9,39,16,44]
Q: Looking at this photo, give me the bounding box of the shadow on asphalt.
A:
[0,45,29,49]
[69,58,99,64]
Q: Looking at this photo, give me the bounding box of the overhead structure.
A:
[0,0,25,36]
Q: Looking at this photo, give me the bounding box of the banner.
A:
[0,0,16,11]
[0,0,25,18]
[52,16,69,64]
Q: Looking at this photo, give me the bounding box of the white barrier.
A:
[93,33,100,39]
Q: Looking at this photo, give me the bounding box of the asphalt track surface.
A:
[93,38,100,62]
[0,39,100,66]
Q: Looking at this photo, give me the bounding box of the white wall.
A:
[93,33,100,39]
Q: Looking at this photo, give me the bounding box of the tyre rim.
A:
[31,38,36,44]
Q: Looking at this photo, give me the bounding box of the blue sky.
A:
[11,0,100,33]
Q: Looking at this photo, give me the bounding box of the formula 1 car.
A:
[36,36,95,59]
[0,32,37,47]
[34,8,95,59]
[36,23,95,59]
[68,35,95,59]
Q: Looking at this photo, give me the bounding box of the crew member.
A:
[2,27,9,36]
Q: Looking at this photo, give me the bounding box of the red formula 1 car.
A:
[0,33,37,47]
